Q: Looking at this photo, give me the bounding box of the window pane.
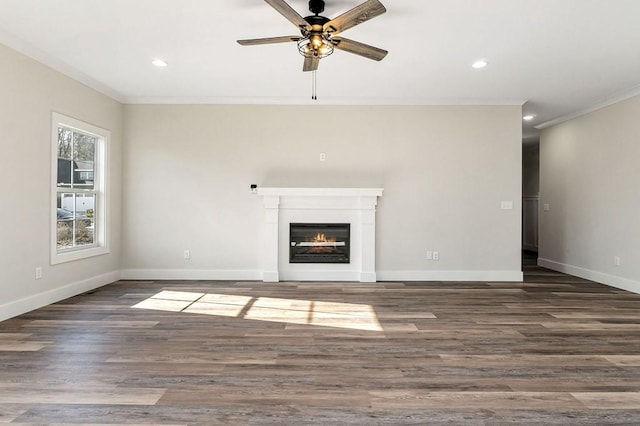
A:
[73,133,95,161]
[57,158,73,188]
[57,128,73,160]
[56,220,74,249]
[57,128,74,188]
[73,132,95,190]
[56,192,74,249]
[75,216,94,247]
[75,193,95,247]
[74,192,94,216]
[59,193,75,212]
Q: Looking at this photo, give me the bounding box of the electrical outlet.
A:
[184,250,191,260]
[35,267,42,279]
[433,251,439,261]
[319,153,326,161]
[543,203,550,212]
[426,251,433,260]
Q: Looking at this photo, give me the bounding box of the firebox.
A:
[289,223,350,264]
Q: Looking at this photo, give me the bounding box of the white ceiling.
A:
[2,0,640,141]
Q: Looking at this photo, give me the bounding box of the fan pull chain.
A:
[312,70,317,100]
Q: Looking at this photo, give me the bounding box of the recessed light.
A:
[151,59,168,67]
[472,59,488,69]
[523,115,536,121]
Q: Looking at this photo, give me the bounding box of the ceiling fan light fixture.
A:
[297,34,334,58]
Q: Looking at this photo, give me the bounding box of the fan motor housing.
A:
[304,15,330,27]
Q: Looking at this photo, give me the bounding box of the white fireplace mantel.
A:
[256,187,383,282]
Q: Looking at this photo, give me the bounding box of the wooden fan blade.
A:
[303,56,320,72]
[264,0,311,30]
[237,36,301,46]
[332,37,387,61]
[323,0,386,35]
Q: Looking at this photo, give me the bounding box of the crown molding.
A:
[0,31,126,103]
[536,84,640,130]
[122,96,526,106]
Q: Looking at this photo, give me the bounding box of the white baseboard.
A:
[120,269,263,281]
[538,258,640,294]
[360,272,377,283]
[279,270,362,282]
[122,269,523,283]
[0,270,120,322]
[262,271,279,282]
[377,270,523,282]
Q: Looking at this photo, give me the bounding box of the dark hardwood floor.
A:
[1,257,640,424]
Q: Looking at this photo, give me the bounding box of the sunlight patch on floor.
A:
[132,291,383,331]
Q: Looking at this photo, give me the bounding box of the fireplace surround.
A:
[256,187,383,282]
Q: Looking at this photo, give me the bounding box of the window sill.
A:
[51,245,110,265]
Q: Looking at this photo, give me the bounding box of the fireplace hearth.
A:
[290,223,350,264]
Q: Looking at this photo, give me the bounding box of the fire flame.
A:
[310,232,337,243]
[308,232,337,253]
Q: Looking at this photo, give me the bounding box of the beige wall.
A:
[540,95,640,293]
[0,44,123,319]
[122,104,523,280]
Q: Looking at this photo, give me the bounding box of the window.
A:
[51,113,109,264]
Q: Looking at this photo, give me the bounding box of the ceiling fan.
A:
[237,0,388,72]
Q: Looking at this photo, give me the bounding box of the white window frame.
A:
[51,112,110,264]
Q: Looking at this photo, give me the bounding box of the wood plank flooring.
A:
[1,257,639,424]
